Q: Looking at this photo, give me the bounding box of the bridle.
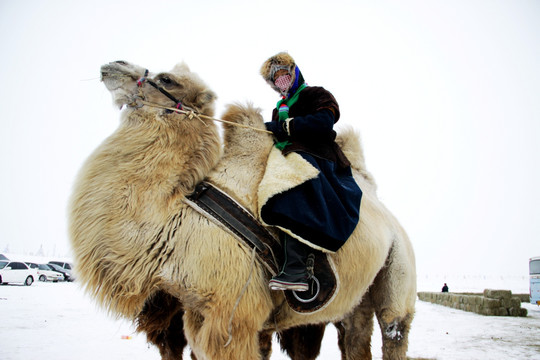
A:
[136,69,185,111]
[130,69,272,135]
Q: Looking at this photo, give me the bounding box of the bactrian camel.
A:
[69,60,416,360]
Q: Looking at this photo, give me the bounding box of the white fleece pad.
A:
[257,147,319,221]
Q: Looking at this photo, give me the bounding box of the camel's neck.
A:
[112,109,222,215]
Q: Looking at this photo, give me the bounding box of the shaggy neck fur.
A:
[69,94,221,318]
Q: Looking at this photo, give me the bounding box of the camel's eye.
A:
[159,76,172,85]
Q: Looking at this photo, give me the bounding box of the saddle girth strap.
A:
[185,181,282,276]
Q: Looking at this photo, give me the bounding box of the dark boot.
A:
[269,234,311,292]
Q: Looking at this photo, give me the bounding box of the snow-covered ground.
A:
[0,278,538,360]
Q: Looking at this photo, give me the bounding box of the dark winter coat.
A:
[271,86,351,169]
[261,86,362,252]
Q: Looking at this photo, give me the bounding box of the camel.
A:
[69,60,416,360]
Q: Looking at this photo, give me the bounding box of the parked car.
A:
[25,262,64,282]
[25,262,39,269]
[47,263,74,282]
[48,261,75,281]
[48,261,73,271]
[0,261,35,285]
[0,254,9,261]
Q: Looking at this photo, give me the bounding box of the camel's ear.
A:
[195,89,217,107]
[172,62,190,75]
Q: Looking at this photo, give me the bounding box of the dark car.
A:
[48,261,72,269]
[47,263,74,282]
[48,262,75,282]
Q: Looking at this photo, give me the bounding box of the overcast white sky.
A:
[0,0,538,278]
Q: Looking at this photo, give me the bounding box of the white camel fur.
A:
[69,60,416,360]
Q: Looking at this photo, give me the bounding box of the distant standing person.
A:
[442,283,449,292]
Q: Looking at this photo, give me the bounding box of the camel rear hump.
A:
[336,126,377,189]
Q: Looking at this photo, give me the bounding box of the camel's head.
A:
[101,60,148,109]
[100,60,217,116]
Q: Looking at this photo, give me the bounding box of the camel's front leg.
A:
[259,330,273,360]
[136,291,188,360]
[184,305,269,360]
[277,324,326,360]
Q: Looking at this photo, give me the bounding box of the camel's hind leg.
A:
[369,242,416,360]
[334,291,375,360]
[337,235,416,360]
[374,310,413,360]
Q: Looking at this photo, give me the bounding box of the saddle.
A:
[186,181,339,313]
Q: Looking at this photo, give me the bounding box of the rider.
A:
[260,52,362,291]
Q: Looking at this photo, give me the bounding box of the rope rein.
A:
[138,100,272,134]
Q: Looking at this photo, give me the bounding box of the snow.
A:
[0,277,538,359]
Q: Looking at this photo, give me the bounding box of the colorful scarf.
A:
[274,81,307,150]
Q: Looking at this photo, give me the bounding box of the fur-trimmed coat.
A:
[271,86,350,169]
[261,86,362,253]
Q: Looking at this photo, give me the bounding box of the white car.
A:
[26,262,64,282]
[0,261,36,286]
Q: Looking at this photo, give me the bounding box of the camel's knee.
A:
[377,310,413,340]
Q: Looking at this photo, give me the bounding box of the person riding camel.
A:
[260,52,363,292]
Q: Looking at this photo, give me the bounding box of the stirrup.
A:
[269,278,309,292]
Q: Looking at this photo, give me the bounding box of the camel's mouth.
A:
[100,71,127,89]
[100,61,146,90]
[100,70,125,91]
[100,69,116,81]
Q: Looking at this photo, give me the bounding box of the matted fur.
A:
[69,60,416,360]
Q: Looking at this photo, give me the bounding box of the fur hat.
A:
[260,52,297,92]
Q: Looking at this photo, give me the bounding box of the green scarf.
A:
[274,83,307,150]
